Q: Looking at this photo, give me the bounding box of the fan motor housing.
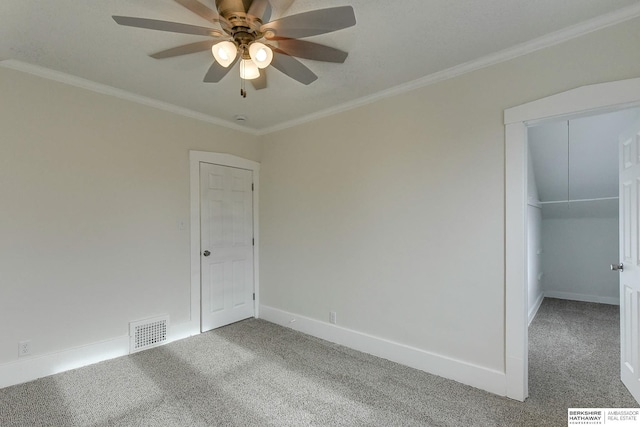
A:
[215,0,250,15]
[215,0,260,22]
[216,0,263,39]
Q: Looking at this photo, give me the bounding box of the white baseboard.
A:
[0,321,199,389]
[544,291,619,305]
[0,335,129,389]
[258,305,506,396]
[528,292,545,325]
[167,320,200,344]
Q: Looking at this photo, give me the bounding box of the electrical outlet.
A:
[18,340,31,357]
[330,311,337,325]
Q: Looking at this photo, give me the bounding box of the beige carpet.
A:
[0,298,635,426]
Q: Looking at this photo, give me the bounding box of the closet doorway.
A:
[505,77,640,403]
[525,109,640,403]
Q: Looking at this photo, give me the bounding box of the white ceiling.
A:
[2,0,640,132]
[528,108,640,219]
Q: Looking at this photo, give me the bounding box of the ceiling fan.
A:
[113,0,356,97]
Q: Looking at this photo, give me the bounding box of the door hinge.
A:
[252,183,254,191]
[252,238,255,246]
[253,293,255,301]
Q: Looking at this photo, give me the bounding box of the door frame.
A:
[189,151,260,332]
[505,77,640,401]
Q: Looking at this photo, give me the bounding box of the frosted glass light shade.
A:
[240,59,260,80]
[212,41,237,67]
[249,42,273,69]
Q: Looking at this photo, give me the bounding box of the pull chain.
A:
[566,120,570,209]
[239,47,247,98]
[240,59,247,98]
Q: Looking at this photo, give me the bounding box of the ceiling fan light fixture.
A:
[113,4,356,87]
[212,41,237,67]
[249,42,273,69]
[239,59,260,80]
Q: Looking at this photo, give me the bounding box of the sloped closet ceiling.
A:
[529,109,640,219]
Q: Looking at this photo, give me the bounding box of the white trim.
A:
[528,293,545,326]
[0,321,197,389]
[259,305,507,396]
[189,151,261,331]
[168,320,201,344]
[505,78,640,125]
[505,122,529,402]
[258,3,640,135]
[0,60,258,136]
[505,77,640,402]
[544,291,619,306]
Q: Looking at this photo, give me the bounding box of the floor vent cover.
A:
[129,315,169,354]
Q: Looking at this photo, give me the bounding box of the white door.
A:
[200,162,254,332]
[619,117,640,403]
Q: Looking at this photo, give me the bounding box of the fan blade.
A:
[248,0,272,23]
[174,0,220,22]
[251,72,267,90]
[203,57,239,82]
[112,16,222,37]
[270,51,317,85]
[150,40,215,59]
[270,0,295,16]
[261,6,356,39]
[271,39,348,63]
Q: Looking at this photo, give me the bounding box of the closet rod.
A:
[540,196,619,205]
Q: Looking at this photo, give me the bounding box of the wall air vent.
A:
[129,315,169,354]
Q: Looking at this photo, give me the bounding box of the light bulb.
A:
[239,59,260,80]
[249,42,273,69]
[212,41,237,68]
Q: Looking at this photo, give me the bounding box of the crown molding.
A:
[3,3,640,137]
[257,3,640,135]
[0,59,259,136]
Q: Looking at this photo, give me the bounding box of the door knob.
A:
[203,250,211,257]
[611,263,624,272]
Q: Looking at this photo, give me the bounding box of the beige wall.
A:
[0,67,260,364]
[259,17,640,372]
[3,14,640,388]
